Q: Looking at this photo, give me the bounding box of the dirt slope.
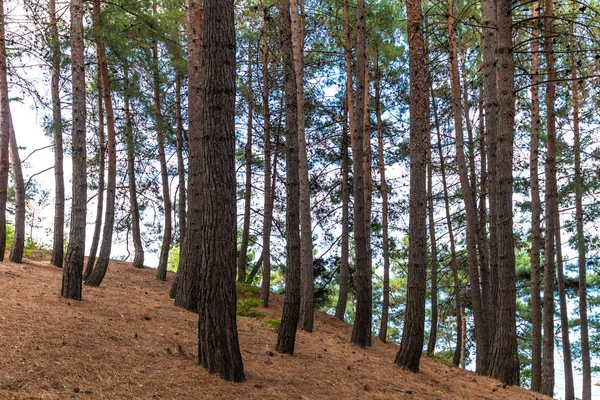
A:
[0,252,550,400]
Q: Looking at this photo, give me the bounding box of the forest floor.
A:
[0,252,550,400]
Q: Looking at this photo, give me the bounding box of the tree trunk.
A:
[260,1,274,307]
[49,0,64,268]
[573,39,592,400]
[529,1,543,390]
[174,0,203,313]
[154,29,171,281]
[362,53,373,327]
[196,0,245,381]
[376,68,390,343]
[175,73,187,248]
[350,0,371,349]
[238,52,253,283]
[0,0,10,262]
[335,0,353,321]
[123,66,144,270]
[446,4,487,373]
[487,0,519,384]
[432,89,462,366]
[61,0,86,300]
[276,0,302,355]
[85,0,117,288]
[8,116,25,263]
[555,211,575,400]
[395,0,428,371]
[540,0,557,392]
[84,78,105,281]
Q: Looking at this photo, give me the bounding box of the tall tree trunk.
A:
[573,39,592,400]
[363,54,373,324]
[395,0,428,371]
[350,0,371,349]
[555,211,575,400]
[49,0,64,268]
[8,117,25,263]
[175,73,186,247]
[260,2,274,307]
[61,0,86,300]
[335,97,351,321]
[335,0,353,320]
[174,0,203,313]
[196,0,245,381]
[123,67,144,269]
[154,29,171,281]
[487,0,519,384]
[541,0,557,391]
[85,0,118,288]
[276,0,302,355]
[237,52,253,282]
[84,78,105,281]
[481,0,499,347]
[376,67,390,343]
[0,0,10,262]
[529,1,543,390]
[291,0,315,333]
[432,89,462,366]
[446,4,487,373]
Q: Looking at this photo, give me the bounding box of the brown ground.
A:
[0,252,550,400]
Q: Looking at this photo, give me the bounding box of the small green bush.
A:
[236,282,260,298]
[260,318,281,328]
[236,298,265,319]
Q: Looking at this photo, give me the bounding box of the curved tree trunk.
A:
[85,0,117,288]
[61,0,86,300]
[123,67,144,269]
[49,0,64,268]
[395,0,428,371]
[8,117,25,263]
[0,0,10,262]
[84,80,105,281]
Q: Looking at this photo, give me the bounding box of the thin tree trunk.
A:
[529,1,543,390]
[123,66,144,269]
[237,52,253,283]
[446,4,487,373]
[174,0,203,313]
[8,117,25,263]
[376,67,390,343]
[541,0,557,391]
[573,37,592,400]
[276,0,302,355]
[487,0,519,384]
[154,27,171,281]
[61,0,86,300]
[363,54,373,326]
[261,126,279,306]
[335,0,353,320]
[0,0,10,261]
[84,78,105,281]
[433,89,462,366]
[395,0,428,371]
[555,211,575,400]
[49,0,64,268]
[85,0,117,288]
[196,0,245,381]
[350,0,371,349]
[175,73,186,247]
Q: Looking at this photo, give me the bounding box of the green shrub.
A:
[236,298,265,319]
[236,282,260,298]
[260,318,281,328]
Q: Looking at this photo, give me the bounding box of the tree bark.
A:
[49,0,64,268]
[529,1,543,390]
[8,116,25,263]
[174,0,203,313]
[238,52,253,283]
[196,0,245,381]
[84,78,105,281]
[0,0,10,262]
[350,0,371,349]
[446,4,487,373]
[123,66,144,270]
[395,0,428,371]
[432,88,462,366]
[61,0,86,300]
[487,0,519,384]
[175,73,187,248]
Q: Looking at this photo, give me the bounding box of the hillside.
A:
[1,253,550,400]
